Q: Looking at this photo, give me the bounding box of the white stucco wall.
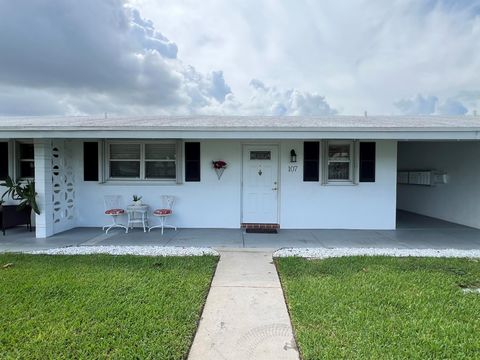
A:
[74,140,242,228]
[72,139,398,230]
[397,141,480,229]
[279,140,397,229]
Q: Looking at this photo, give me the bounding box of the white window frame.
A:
[322,140,356,185]
[105,140,178,182]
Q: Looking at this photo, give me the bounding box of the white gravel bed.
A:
[462,288,480,294]
[274,247,480,259]
[27,246,218,257]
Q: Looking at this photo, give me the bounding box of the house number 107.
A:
[288,165,298,173]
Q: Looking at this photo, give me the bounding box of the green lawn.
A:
[276,256,480,359]
[0,254,218,359]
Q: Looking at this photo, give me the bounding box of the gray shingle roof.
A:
[0,115,479,131]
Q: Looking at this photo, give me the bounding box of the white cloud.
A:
[395,95,438,115]
[240,79,336,115]
[192,79,337,116]
[0,0,335,116]
[0,0,183,111]
[134,0,480,114]
[395,94,469,115]
[128,7,178,59]
[436,98,468,115]
[0,86,67,116]
[0,0,236,115]
[0,0,478,116]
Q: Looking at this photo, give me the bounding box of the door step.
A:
[242,223,279,234]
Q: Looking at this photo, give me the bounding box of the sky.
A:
[0,0,479,117]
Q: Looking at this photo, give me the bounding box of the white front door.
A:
[242,145,279,224]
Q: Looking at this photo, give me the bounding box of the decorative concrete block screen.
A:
[51,140,76,233]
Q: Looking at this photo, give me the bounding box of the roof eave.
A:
[1,126,480,132]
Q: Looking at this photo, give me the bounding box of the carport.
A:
[396,140,480,230]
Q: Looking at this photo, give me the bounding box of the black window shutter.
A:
[0,142,8,180]
[83,142,99,181]
[303,141,319,182]
[185,142,201,182]
[359,142,376,182]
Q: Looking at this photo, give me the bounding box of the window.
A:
[326,141,353,182]
[250,151,271,160]
[107,142,176,180]
[109,143,141,178]
[144,143,176,179]
[18,142,34,179]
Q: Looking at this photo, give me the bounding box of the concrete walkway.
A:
[188,249,299,360]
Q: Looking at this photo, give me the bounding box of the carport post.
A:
[34,139,54,238]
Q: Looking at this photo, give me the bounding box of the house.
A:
[0,115,479,238]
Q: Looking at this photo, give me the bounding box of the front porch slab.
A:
[2,212,480,253]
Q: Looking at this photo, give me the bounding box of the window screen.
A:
[327,143,351,181]
[145,143,176,160]
[109,143,141,178]
[145,143,176,179]
[110,144,141,159]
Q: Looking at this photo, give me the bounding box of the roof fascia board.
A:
[0,130,478,140]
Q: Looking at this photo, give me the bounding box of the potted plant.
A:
[0,176,40,215]
[132,195,143,206]
[212,160,228,180]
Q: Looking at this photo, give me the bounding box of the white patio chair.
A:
[148,195,177,235]
[102,195,128,234]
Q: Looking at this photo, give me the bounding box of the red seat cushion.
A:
[105,208,125,215]
[154,209,172,215]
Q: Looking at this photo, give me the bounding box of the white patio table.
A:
[126,204,149,233]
